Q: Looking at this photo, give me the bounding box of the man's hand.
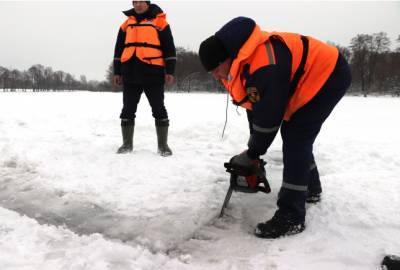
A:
[165,74,174,85]
[231,151,254,169]
[230,151,263,189]
[113,75,122,88]
[230,151,261,174]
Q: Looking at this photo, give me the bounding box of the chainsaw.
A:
[219,158,271,217]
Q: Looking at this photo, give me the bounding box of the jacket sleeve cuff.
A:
[247,132,275,159]
[247,148,260,159]
[165,59,176,75]
[113,59,121,75]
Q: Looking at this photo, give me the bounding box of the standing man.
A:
[199,17,351,238]
[113,1,176,156]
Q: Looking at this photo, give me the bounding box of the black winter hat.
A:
[133,1,150,5]
[199,35,229,71]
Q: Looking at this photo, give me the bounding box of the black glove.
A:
[230,151,259,176]
[225,151,270,193]
[228,151,267,190]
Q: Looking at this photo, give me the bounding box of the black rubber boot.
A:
[155,119,172,156]
[117,119,134,154]
[382,255,400,270]
[254,212,305,239]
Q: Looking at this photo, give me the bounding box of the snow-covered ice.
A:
[0,92,399,269]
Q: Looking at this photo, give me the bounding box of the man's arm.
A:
[113,28,126,76]
[158,25,176,76]
[245,65,291,159]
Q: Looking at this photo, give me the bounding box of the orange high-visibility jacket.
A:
[120,13,168,67]
[222,25,338,121]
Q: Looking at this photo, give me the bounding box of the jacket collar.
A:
[228,25,270,81]
[123,4,163,21]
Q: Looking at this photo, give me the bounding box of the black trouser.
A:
[277,53,352,223]
[120,82,168,120]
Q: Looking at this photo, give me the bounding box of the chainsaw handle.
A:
[258,175,271,193]
[224,159,266,170]
[224,162,254,176]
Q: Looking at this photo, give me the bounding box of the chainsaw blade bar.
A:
[219,185,234,218]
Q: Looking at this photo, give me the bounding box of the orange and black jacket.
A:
[113,4,176,85]
[215,17,339,158]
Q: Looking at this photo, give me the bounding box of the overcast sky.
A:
[0,1,399,81]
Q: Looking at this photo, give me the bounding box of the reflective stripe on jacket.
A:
[222,25,338,121]
[120,13,168,67]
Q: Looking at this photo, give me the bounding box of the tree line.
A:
[0,64,111,92]
[340,32,400,96]
[1,32,399,96]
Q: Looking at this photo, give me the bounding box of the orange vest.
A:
[222,25,338,121]
[120,13,168,67]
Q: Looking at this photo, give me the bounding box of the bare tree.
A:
[103,62,115,92]
[0,67,10,91]
[21,71,31,91]
[367,32,391,91]
[28,64,45,91]
[43,66,54,91]
[350,34,373,96]
[53,71,66,90]
[174,46,209,91]
[64,73,74,90]
[9,69,22,91]
[80,75,88,90]
[106,61,113,84]
[327,41,351,61]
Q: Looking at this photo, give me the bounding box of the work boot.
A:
[117,119,134,154]
[155,118,172,156]
[307,162,322,204]
[306,191,322,204]
[254,212,305,239]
